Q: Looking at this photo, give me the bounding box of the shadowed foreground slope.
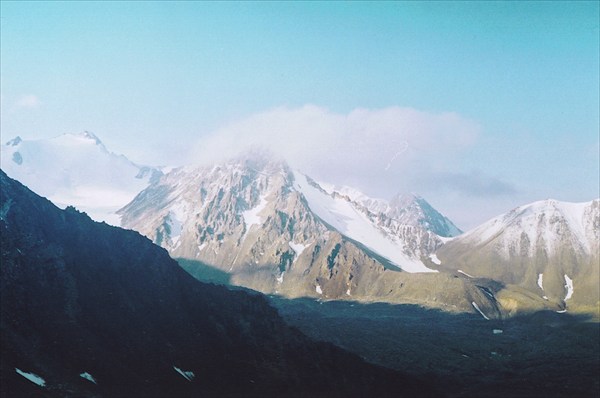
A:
[0,170,439,398]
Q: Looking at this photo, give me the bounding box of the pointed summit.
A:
[387,193,462,237]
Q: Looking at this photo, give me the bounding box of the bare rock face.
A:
[119,154,498,317]
[435,199,600,317]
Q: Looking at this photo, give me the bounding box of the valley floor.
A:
[268,297,600,398]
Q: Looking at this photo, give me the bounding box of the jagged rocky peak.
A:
[388,193,462,238]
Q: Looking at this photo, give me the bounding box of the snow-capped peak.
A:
[0,132,161,225]
[460,198,599,257]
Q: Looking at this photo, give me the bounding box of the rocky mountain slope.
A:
[118,154,500,316]
[434,199,600,316]
[4,133,596,319]
[0,169,438,398]
[0,132,161,225]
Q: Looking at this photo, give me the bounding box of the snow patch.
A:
[458,270,474,278]
[564,274,574,301]
[346,288,351,296]
[537,273,544,291]
[276,271,285,284]
[166,202,186,245]
[242,194,269,230]
[173,366,195,382]
[15,368,45,387]
[289,241,308,257]
[471,302,490,320]
[316,284,323,295]
[429,253,441,265]
[80,372,97,384]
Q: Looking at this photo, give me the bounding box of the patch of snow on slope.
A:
[458,270,474,278]
[15,368,45,387]
[316,284,323,295]
[276,271,285,284]
[429,253,441,265]
[537,273,544,291]
[166,202,186,245]
[242,194,269,230]
[471,302,490,320]
[293,171,436,273]
[289,241,308,257]
[173,366,195,382]
[564,274,574,301]
[79,372,97,384]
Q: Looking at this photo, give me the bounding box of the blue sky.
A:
[1,1,598,229]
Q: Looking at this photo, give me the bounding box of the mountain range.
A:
[2,133,598,319]
[0,169,436,397]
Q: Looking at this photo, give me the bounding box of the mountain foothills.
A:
[2,133,599,320]
[0,170,438,398]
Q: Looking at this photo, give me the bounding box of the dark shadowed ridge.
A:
[0,170,441,398]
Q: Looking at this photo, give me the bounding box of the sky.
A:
[1,1,598,230]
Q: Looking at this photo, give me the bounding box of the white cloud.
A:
[188,105,532,230]
[190,105,479,193]
[15,94,41,109]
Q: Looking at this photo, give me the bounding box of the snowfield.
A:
[293,171,437,273]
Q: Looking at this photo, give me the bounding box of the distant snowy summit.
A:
[0,132,162,225]
[435,198,599,315]
[452,198,598,258]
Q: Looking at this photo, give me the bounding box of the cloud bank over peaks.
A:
[190,105,482,196]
